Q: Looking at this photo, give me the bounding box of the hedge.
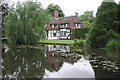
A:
[71,28,87,39]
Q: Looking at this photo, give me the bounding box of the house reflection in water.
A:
[44,45,95,78]
[46,45,71,53]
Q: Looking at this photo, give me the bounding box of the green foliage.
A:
[118,3,120,33]
[106,50,120,62]
[4,1,49,45]
[87,1,119,48]
[71,28,87,39]
[106,39,120,51]
[47,4,64,17]
[74,39,85,46]
[79,11,95,29]
[95,2,118,31]
[96,8,118,31]
[107,30,120,40]
[88,26,108,47]
[118,3,120,20]
[88,26,119,48]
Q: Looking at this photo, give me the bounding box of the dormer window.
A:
[60,23,68,28]
[52,24,58,28]
[75,23,81,28]
[55,18,59,20]
[54,24,58,28]
[63,24,66,27]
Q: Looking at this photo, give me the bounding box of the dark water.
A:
[2,44,120,79]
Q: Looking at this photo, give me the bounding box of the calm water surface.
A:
[2,44,120,79]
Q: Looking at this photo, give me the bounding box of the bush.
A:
[71,28,87,39]
[74,39,85,46]
[88,26,108,48]
[87,24,120,48]
[106,39,120,51]
[107,30,120,39]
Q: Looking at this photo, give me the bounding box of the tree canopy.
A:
[4,1,49,45]
[47,4,64,17]
[79,11,95,29]
[87,1,119,48]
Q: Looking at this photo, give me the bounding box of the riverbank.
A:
[38,40,75,45]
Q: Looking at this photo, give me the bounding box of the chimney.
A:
[75,12,79,18]
[54,11,58,17]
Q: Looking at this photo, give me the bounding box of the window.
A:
[54,24,57,28]
[52,24,54,27]
[52,24,58,28]
[64,24,66,27]
[54,24,58,28]
[76,23,80,28]
[60,31,66,37]
[53,33,56,37]
[60,24,63,28]
[60,23,68,28]
[66,29,70,32]
[49,30,53,37]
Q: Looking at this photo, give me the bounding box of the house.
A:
[46,11,85,40]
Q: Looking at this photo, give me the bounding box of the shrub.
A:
[106,39,120,51]
[87,24,120,48]
[88,26,108,48]
[74,39,85,46]
[71,28,87,39]
[107,30,120,40]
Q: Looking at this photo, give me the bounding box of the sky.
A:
[10,0,120,16]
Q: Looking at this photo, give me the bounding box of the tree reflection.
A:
[3,45,60,78]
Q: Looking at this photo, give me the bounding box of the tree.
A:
[4,1,49,45]
[117,1,120,33]
[47,4,64,17]
[79,11,95,29]
[0,0,9,38]
[0,0,9,28]
[96,0,118,31]
[87,1,119,48]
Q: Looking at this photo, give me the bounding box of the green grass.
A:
[38,40,74,45]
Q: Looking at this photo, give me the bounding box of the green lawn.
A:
[38,40,74,44]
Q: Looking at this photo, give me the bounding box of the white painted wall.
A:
[47,28,71,40]
[59,29,70,39]
[47,30,59,40]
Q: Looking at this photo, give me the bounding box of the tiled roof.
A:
[46,16,85,30]
[46,24,60,30]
